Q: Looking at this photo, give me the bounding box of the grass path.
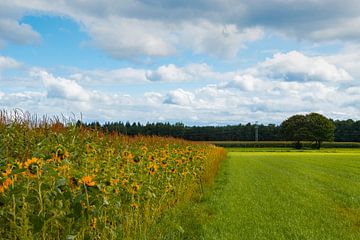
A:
[200,151,360,240]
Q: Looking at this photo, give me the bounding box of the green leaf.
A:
[29,215,44,234]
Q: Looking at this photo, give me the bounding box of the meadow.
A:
[0,112,226,239]
[191,149,360,239]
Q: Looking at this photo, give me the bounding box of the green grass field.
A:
[199,149,360,239]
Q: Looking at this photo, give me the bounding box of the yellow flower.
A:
[129,183,140,194]
[112,178,120,186]
[175,159,183,165]
[130,202,139,209]
[0,178,13,194]
[141,146,148,154]
[160,158,168,168]
[121,179,129,186]
[3,178,13,189]
[80,175,96,187]
[2,167,11,177]
[51,144,70,162]
[24,157,43,177]
[148,155,155,162]
[148,163,159,175]
[132,155,141,164]
[90,217,97,229]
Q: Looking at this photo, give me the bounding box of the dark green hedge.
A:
[209,141,360,148]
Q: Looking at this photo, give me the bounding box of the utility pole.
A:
[255,121,259,142]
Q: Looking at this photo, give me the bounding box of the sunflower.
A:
[24,157,43,177]
[122,151,134,162]
[175,159,183,166]
[130,202,139,209]
[80,175,96,187]
[2,178,13,190]
[129,183,140,194]
[90,217,97,229]
[141,146,148,154]
[160,159,168,168]
[50,144,70,162]
[2,167,11,177]
[112,178,120,186]
[148,155,155,162]
[121,179,129,186]
[132,155,141,164]
[147,163,159,175]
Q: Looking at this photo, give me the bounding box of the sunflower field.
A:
[0,111,226,239]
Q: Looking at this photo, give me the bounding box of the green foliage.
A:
[94,117,360,142]
[280,114,309,143]
[305,113,336,148]
[281,113,336,149]
[210,141,360,149]
[0,111,226,239]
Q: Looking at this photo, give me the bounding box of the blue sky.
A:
[0,1,360,125]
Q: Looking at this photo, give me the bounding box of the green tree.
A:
[280,114,309,149]
[305,112,335,149]
[281,113,335,149]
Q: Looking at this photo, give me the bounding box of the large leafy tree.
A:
[305,113,335,149]
[280,114,309,149]
[281,113,335,149]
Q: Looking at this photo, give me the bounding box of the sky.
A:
[0,0,360,125]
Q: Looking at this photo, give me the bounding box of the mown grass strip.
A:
[197,151,360,240]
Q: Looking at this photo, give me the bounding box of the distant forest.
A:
[81,119,360,142]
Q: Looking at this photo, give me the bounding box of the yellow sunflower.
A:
[148,163,159,175]
[80,175,96,187]
[24,157,43,177]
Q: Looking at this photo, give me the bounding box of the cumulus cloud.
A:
[146,64,190,82]
[1,1,264,59]
[163,89,194,106]
[325,43,360,80]
[4,0,360,56]
[31,70,91,102]
[146,63,217,82]
[68,63,220,84]
[85,17,176,58]
[179,22,263,58]
[0,17,41,47]
[220,74,266,91]
[70,67,147,84]
[0,56,20,70]
[84,18,263,59]
[251,51,352,82]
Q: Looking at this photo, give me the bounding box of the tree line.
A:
[81,113,360,143]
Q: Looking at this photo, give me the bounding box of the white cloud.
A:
[0,1,265,59]
[325,44,360,80]
[2,0,360,61]
[0,18,41,47]
[252,51,352,82]
[179,22,263,58]
[163,89,194,106]
[84,17,263,59]
[0,56,20,70]
[146,64,190,82]
[31,70,91,102]
[221,74,266,91]
[85,17,176,58]
[70,67,147,84]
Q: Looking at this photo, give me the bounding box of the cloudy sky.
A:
[1,0,360,125]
